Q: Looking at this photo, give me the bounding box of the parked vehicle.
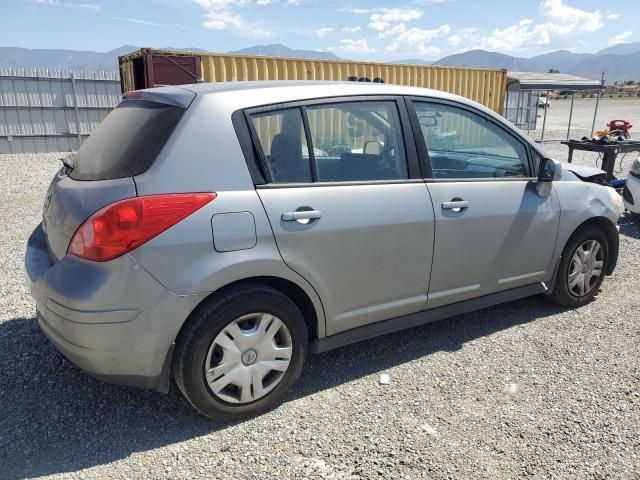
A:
[538,96,549,109]
[25,81,623,420]
[623,156,640,214]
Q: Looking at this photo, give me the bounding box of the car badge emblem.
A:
[43,192,52,211]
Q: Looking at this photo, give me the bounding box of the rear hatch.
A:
[42,87,195,262]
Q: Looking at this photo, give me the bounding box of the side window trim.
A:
[406,96,535,180]
[232,109,267,184]
[403,96,433,179]
[242,109,277,184]
[240,95,421,186]
[300,105,319,182]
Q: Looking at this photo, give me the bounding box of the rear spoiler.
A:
[123,86,196,109]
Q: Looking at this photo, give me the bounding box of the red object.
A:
[124,90,142,99]
[118,49,202,92]
[68,193,216,261]
[607,119,633,138]
[145,53,201,88]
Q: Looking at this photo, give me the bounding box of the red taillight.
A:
[68,193,216,262]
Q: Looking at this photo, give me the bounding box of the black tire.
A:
[173,284,308,420]
[547,225,609,307]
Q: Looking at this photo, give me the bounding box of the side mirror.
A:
[536,157,562,197]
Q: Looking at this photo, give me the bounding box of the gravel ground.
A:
[1,145,639,480]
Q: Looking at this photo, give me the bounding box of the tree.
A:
[548,68,560,74]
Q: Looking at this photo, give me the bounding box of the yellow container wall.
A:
[199,54,506,114]
[119,50,506,114]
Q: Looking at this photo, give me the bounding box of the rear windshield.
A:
[70,99,184,181]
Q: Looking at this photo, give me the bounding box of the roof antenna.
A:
[158,55,204,83]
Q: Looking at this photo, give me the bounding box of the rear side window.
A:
[70,99,184,181]
[249,108,312,183]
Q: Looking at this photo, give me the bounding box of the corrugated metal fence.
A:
[0,68,121,154]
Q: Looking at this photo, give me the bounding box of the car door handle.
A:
[442,200,470,210]
[281,210,322,221]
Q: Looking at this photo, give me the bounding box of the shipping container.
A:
[119,49,507,114]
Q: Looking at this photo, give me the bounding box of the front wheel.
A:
[548,225,609,307]
[173,284,308,420]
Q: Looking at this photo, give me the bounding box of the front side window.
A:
[414,102,529,179]
[306,101,408,182]
[250,108,311,183]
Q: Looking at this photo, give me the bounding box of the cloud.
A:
[377,23,406,39]
[192,0,271,36]
[315,27,334,38]
[368,8,423,31]
[412,0,452,4]
[29,0,101,10]
[338,8,370,14]
[447,0,605,53]
[477,19,550,51]
[384,24,450,55]
[256,0,271,4]
[446,27,477,48]
[342,26,361,33]
[359,6,449,57]
[113,16,164,26]
[339,38,376,53]
[447,35,462,46]
[540,0,603,34]
[607,13,620,20]
[608,31,632,46]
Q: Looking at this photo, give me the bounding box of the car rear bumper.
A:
[36,311,168,389]
[624,174,640,214]
[25,223,206,392]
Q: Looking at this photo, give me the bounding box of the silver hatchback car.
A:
[26,81,623,419]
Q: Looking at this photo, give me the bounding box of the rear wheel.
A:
[548,225,609,307]
[173,284,308,420]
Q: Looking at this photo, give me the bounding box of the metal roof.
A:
[507,71,603,91]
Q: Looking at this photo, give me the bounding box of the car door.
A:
[407,98,561,308]
[246,97,435,335]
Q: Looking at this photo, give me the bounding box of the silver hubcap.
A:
[568,239,604,297]
[204,313,293,404]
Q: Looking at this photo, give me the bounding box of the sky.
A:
[0,0,636,60]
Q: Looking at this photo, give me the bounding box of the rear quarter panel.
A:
[129,93,326,337]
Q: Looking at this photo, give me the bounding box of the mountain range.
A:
[228,44,339,61]
[432,43,640,82]
[1,42,639,83]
